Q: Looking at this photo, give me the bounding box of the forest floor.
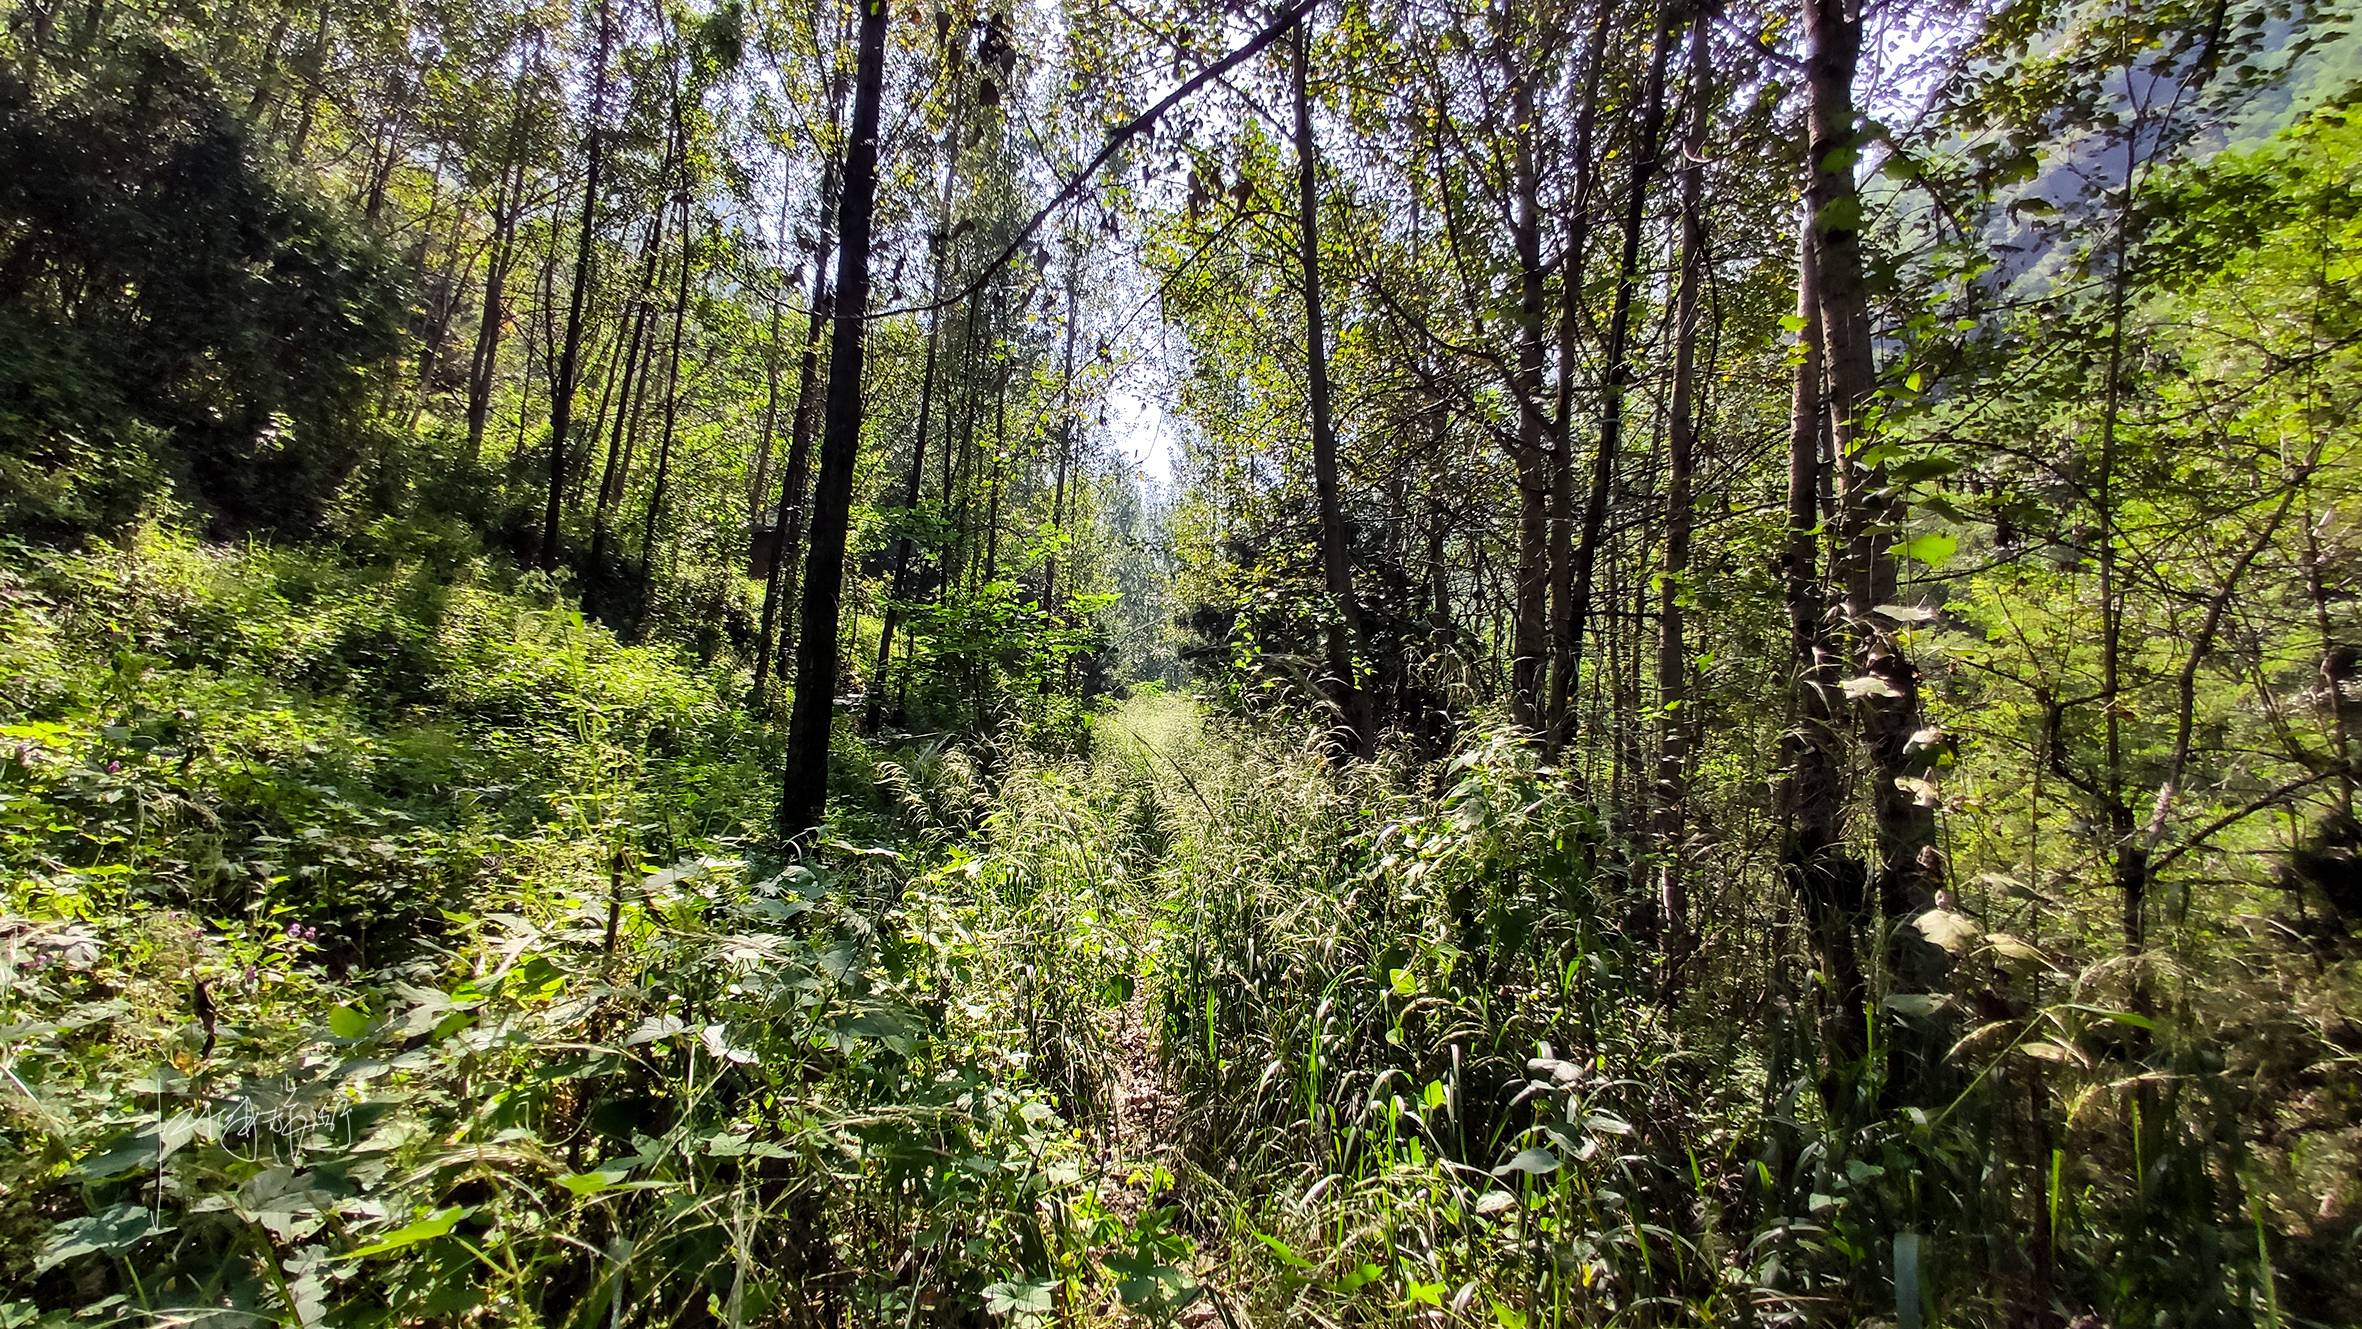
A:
[10,535,2352,1327]
[1061,697,1229,1323]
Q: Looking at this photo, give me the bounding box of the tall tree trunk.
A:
[465,156,526,465]
[752,152,841,712]
[984,356,1009,582]
[588,211,668,584]
[944,287,985,592]
[1508,68,1551,736]
[1777,215,1869,1077]
[541,0,614,570]
[781,0,889,838]
[869,61,967,730]
[1547,0,1614,745]
[578,328,626,506]
[1652,8,1710,989]
[1292,13,1373,759]
[284,1,330,164]
[638,191,695,618]
[362,65,416,224]
[464,51,535,464]
[1042,262,1081,616]
[1563,7,1673,743]
[1802,0,1946,1017]
[748,185,796,529]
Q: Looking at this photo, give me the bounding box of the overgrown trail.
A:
[1009,695,1216,1293]
[1070,695,1272,1326]
[1078,697,1200,1203]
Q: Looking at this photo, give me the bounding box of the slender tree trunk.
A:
[1802,0,1946,1016]
[1508,69,1551,736]
[1043,263,1081,615]
[1548,0,1614,744]
[1563,8,1673,742]
[752,152,840,712]
[362,67,416,224]
[869,64,967,730]
[781,0,889,838]
[2304,519,2355,820]
[240,13,292,122]
[869,299,944,729]
[285,2,329,164]
[464,52,535,463]
[1652,8,1710,989]
[748,187,796,529]
[588,212,668,583]
[946,287,985,592]
[541,0,614,570]
[1292,13,1373,758]
[1777,215,1868,1075]
[466,156,526,465]
[984,359,1008,581]
[638,190,695,617]
[577,328,626,507]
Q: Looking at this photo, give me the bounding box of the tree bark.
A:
[1562,7,1673,744]
[748,184,797,529]
[1042,260,1081,616]
[1652,8,1710,989]
[1546,0,1612,747]
[1777,212,1869,1074]
[1508,67,1551,736]
[752,152,841,713]
[465,155,526,464]
[781,0,889,838]
[869,57,968,731]
[588,211,669,585]
[540,0,614,570]
[1292,12,1374,758]
[1802,0,1946,1013]
[637,183,695,619]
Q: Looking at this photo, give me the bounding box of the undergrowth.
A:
[0,529,1144,1325]
[4,529,2353,1327]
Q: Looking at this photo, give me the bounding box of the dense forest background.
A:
[2,0,2360,1322]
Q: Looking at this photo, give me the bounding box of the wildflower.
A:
[105,760,121,773]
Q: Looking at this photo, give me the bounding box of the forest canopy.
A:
[1,0,2359,1324]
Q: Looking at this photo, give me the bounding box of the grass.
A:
[4,528,2352,1327]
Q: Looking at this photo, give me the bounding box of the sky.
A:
[1104,386,1176,489]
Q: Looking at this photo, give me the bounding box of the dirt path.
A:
[1084,696,1235,1325]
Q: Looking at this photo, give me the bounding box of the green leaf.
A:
[1892,532,1958,567]
[982,1279,1058,1321]
[1895,1231,1925,1329]
[1492,1147,1560,1178]
[36,1206,172,1273]
[1913,909,1981,953]
[1255,1232,1317,1271]
[327,1005,372,1039]
[339,1206,469,1260]
[556,1168,632,1196]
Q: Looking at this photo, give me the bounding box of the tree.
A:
[1290,9,1373,759]
[779,0,888,838]
[540,0,615,571]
